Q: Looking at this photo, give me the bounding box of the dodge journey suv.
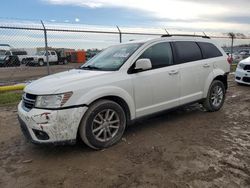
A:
[18,35,230,149]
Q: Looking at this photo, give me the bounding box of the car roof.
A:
[122,36,214,46]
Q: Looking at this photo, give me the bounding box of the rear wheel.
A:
[38,59,44,66]
[79,100,126,149]
[202,80,225,112]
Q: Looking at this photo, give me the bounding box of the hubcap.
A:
[92,109,120,142]
[211,85,223,107]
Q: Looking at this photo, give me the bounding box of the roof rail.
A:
[161,34,210,39]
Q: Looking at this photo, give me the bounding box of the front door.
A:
[130,42,180,118]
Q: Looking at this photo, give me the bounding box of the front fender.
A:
[203,69,226,98]
[76,86,136,120]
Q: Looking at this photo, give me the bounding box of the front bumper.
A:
[17,102,88,144]
[235,68,250,85]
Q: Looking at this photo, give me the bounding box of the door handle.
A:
[203,64,210,68]
[168,70,179,75]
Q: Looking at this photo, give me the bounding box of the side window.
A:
[5,51,11,56]
[198,42,223,59]
[46,51,50,56]
[51,51,56,55]
[173,41,202,64]
[139,42,173,69]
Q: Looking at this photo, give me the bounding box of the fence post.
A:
[41,20,50,75]
[116,26,122,43]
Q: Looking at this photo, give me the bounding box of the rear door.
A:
[172,41,206,105]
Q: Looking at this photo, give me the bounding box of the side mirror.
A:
[135,58,152,71]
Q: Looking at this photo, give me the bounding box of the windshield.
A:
[0,50,6,56]
[80,43,143,71]
[36,51,45,56]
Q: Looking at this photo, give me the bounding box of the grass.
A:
[231,64,237,72]
[0,92,22,106]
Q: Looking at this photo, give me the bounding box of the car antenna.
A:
[165,29,170,35]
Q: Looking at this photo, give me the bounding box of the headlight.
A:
[35,92,73,108]
[237,63,245,69]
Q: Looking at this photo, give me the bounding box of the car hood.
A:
[240,57,250,65]
[25,69,111,95]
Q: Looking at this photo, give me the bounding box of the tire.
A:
[38,59,44,66]
[79,99,126,149]
[202,80,225,112]
[63,59,68,64]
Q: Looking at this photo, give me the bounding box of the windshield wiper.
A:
[79,65,102,70]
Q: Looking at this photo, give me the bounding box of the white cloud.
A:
[43,0,250,32]
[75,18,80,22]
[43,0,228,20]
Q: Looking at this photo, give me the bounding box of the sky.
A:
[1,0,250,33]
[1,0,250,49]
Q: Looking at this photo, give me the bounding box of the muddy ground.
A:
[0,76,249,188]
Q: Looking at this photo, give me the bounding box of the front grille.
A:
[23,93,36,110]
[244,65,250,71]
[242,77,250,83]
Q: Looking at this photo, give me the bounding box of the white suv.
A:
[235,57,250,85]
[18,35,230,149]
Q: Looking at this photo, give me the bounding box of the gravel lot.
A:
[0,75,249,188]
[0,64,83,86]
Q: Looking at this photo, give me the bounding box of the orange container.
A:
[76,50,86,63]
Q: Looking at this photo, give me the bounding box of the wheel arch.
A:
[203,69,228,98]
[75,86,136,122]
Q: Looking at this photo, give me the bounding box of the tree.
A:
[227,32,246,59]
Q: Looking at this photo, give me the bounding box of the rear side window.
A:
[139,42,173,69]
[51,52,56,55]
[198,42,223,59]
[173,41,202,64]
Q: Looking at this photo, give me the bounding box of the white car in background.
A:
[24,50,58,66]
[235,57,250,85]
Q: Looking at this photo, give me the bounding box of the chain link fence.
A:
[1,18,250,86]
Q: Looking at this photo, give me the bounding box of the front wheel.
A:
[79,100,126,149]
[202,80,225,112]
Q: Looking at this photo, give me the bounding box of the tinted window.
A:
[198,42,223,59]
[51,51,56,55]
[12,51,27,55]
[173,41,202,63]
[139,42,173,69]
